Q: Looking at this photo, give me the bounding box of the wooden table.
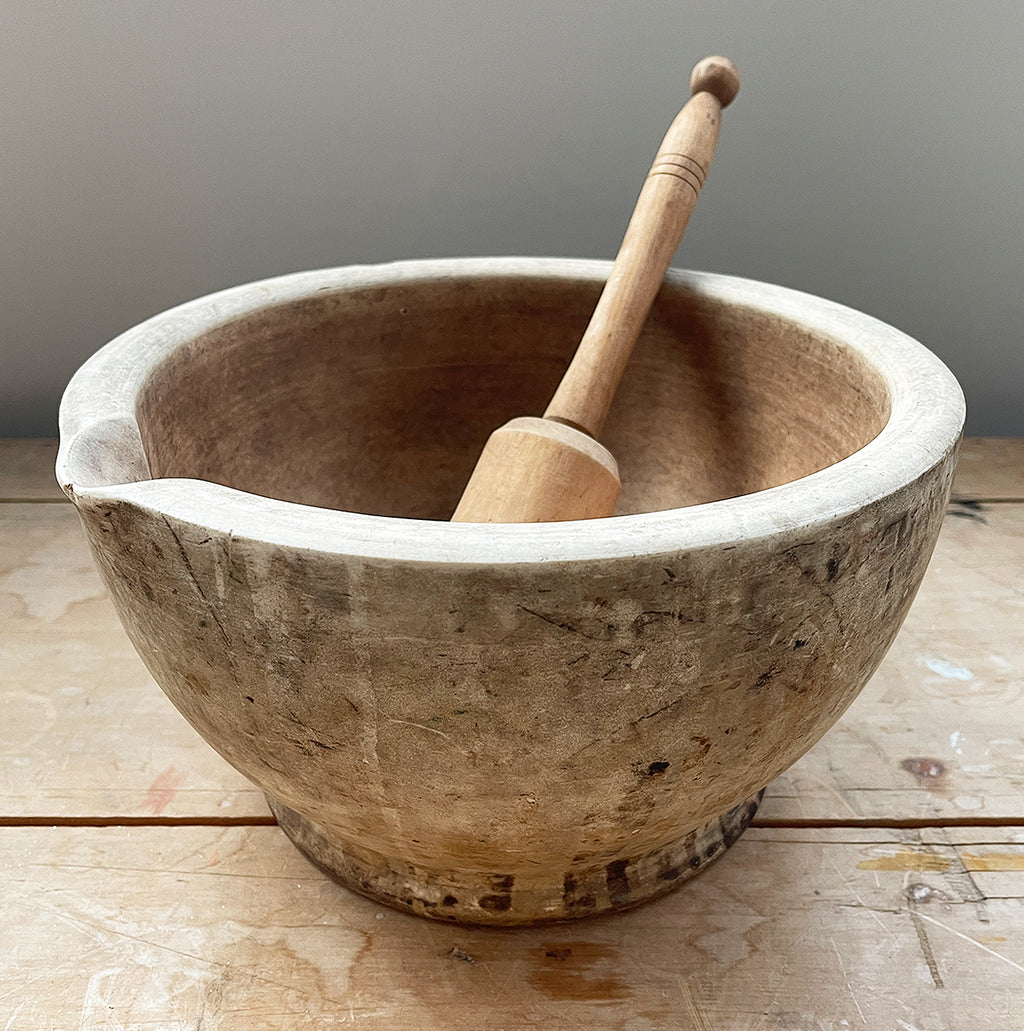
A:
[3,438,1022,1029]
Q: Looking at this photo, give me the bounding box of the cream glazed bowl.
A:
[57,258,964,925]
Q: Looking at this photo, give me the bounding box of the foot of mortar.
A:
[266,790,764,926]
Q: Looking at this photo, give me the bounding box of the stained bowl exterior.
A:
[56,259,964,924]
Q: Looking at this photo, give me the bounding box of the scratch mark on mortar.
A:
[379,714,451,740]
[635,695,687,724]
[163,516,230,645]
[517,605,597,639]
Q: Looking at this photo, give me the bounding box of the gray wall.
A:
[4,1,1022,437]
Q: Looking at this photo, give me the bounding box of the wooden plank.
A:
[953,437,1024,500]
[0,438,63,500]
[2,825,1022,1029]
[0,503,267,819]
[3,497,1023,822]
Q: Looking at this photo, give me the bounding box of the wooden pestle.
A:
[452,56,740,524]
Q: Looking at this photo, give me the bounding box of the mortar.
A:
[57,258,964,925]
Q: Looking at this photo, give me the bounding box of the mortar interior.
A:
[135,274,892,519]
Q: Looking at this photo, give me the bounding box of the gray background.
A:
[3,1,1021,437]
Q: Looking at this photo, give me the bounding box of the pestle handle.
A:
[543,56,740,439]
[451,57,739,523]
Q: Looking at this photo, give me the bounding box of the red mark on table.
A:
[145,765,186,815]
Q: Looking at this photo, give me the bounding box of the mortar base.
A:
[266,790,764,926]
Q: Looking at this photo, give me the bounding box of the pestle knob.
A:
[689,56,741,108]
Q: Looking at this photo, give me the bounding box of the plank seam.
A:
[2,815,1023,829]
[5,497,1024,505]
[948,497,1024,504]
[0,816,279,827]
[753,816,1024,829]
[0,497,70,504]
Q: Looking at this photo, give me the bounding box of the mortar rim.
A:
[56,257,965,565]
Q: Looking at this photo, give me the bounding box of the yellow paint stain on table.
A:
[961,852,1024,872]
[858,850,952,872]
[858,849,1024,872]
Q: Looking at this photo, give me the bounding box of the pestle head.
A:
[689,56,740,107]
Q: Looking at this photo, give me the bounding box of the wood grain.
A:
[2,824,1022,1029]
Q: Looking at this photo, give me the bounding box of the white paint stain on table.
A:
[924,656,974,681]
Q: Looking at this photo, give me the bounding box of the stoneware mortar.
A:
[57,258,964,925]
